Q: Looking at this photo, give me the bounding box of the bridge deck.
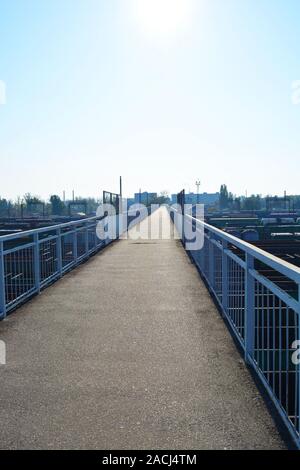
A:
[0,208,285,449]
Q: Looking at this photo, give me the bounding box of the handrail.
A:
[0,215,102,242]
[0,209,149,319]
[171,208,300,448]
[186,213,300,282]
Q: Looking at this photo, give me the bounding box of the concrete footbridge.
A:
[0,206,298,449]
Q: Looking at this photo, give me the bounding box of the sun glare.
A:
[132,0,194,42]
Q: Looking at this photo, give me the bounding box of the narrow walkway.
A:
[0,208,284,449]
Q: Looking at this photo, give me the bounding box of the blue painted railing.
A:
[0,211,144,319]
[172,209,300,448]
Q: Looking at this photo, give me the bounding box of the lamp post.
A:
[195,180,201,204]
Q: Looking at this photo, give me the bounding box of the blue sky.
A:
[0,0,300,200]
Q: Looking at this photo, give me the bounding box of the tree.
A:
[50,195,65,216]
[23,193,43,205]
[23,193,45,216]
[219,184,229,209]
[234,197,241,211]
[151,191,170,206]
[85,197,100,214]
[243,194,262,211]
[0,198,8,217]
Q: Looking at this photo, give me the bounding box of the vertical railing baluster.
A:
[116,212,120,240]
[182,192,185,249]
[200,232,205,272]
[85,223,89,256]
[209,235,214,289]
[33,233,41,294]
[0,240,6,319]
[222,240,228,317]
[245,253,255,362]
[73,227,78,264]
[94,221,97,250]
[57,228,62,277]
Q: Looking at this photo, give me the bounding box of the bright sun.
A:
[132,0,193,42]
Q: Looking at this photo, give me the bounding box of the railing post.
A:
[182,190,186,250]
[57,228,62,277]
[209,235,215,288]
[245,253,255,363]
[0,241,6,319]
[33,233,41,293]
[85,223,89,256]
[182,213,185,250]
[120,211,126,238]
[73,228,78,264]
[94,221,98,250]
[199,232,205,272]
[116,212,120,240]
[222,240,228,317]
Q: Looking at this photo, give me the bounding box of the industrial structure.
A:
[171,192,219,207]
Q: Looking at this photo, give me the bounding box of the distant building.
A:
[126,198,135,208]
[171,192,219,206]
[134,192,158,205]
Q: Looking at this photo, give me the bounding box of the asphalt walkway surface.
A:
[0,207,285,449]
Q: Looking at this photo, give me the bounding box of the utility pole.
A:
[119,176,123,214]
[119,176,122,199]
[195,180,201,204]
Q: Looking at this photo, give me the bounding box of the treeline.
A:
[0,193,101,217]
[219,185,300,211]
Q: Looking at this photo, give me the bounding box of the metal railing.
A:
[171,209,300,448]
[0,210,144,319]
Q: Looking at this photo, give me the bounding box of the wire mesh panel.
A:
[171,205,300,446]
[88,224,97,253]
[227,256,245,342]
[203,235,210,281]
[61,232,75,269]
[39,238,59,284]
[254,281,299,435]
[0,211,132,317]
[190,241,204,272]
[76,229,87,259]
[212,242,223,301]
[4,246,35,308]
